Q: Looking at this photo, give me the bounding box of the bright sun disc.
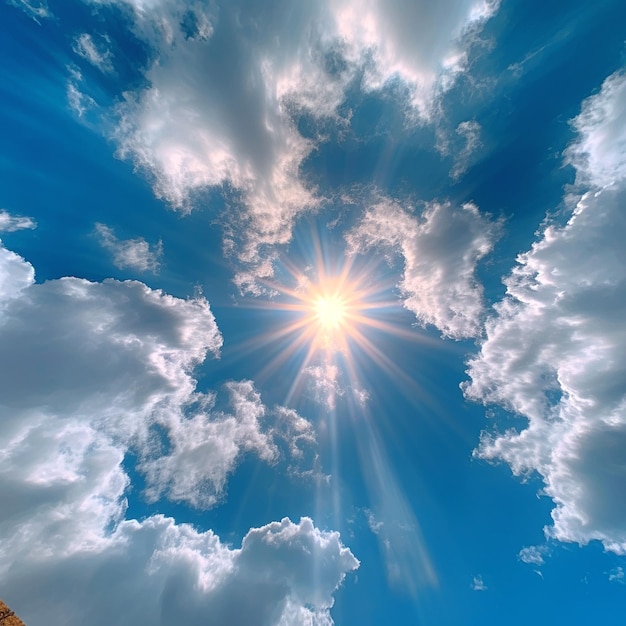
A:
[315,295,346,328]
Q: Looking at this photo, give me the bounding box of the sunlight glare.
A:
[314,294,347,329]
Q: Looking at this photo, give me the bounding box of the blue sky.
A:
[1,1,626,624]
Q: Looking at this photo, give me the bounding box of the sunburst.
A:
[233,227,438,408]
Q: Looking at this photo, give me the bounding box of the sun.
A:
[314,294,347,329]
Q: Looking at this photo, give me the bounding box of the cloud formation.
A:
[0,209,36,232]
[333,0,499,116]
[608,567,624,584]
[347,197,500,338]
[77,0,499,283]
[463,69,626,554]
[0,240,355,624]
[437,120,483,180]
[95,222,163,273]
[518,545,548,566]
[4,512,358,626]
[471,575,487,591]
[73,33,114,73]
[8,0,50,23]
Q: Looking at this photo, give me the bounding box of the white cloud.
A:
[110,0,323,280]
[347,197,500,339]
[471,575,487,591]
[67,74,98,119]
[0,239,317,509]
[0,209,36,232]
[95,222,163,273]
[3,512,358,626]
[81,0,499,283]
[8,0,51,23]
[139,381,279,508]
[438,120,483,180]
[463,68,626,554]
[0,243,35,314]
[518,545,548,566]
[365,509,384,535]
[333,0,500,117]
[73,33,114,73]
[608,566,624,584]
[304,362,342,410]
[565,70,626,189]
[0,240,356,624]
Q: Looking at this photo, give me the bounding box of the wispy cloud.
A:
[95,223,163,273]
[7,0,50,23]
[608,566,624,584]
[471,575,487,591]
[438,120,483,180]
[0,209,36,232]
[73,33,114,73]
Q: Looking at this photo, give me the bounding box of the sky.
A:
[1,1,626,624]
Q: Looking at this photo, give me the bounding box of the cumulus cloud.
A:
[78,0,499,283]
[565,70,626,188]
[0,209,36,232]
[4,512,358,626]
[463,69,626,554]
[0,243,34,314]
[73,33,114,73]
[347,197,500,339]
[0,239,317,509]
[95,222,163,273]
[0,241,355,624]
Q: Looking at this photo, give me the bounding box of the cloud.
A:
[78,0,499,284]
[304,362,342,410]
[518,545,549,566]
[0,209,36,232]
[73,33,114,73]
[95,222,163,273]
[110,0,323,279]
[565,70,626,189]
[139,381,279,508]
[3,513,358,626]
[7,0,51,23]
[67,79,98,118]
[438,120,483,180]
[365,509,384,534]
[471,575,487,591]
[347,197,500,339]
[463,68,626,554]
[608,567,624,584]
[0,243,35,314]
[0,241,356,624]
[333,0,500,116]
[0,239,315,510]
